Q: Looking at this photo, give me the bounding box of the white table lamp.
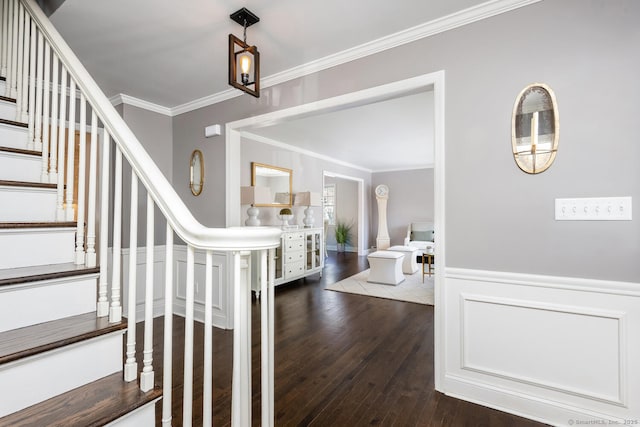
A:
[241,186,271,226]
[294,191,322,228]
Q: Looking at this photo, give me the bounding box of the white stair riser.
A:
[0,227,75,269]
[0,122,28,150]
[0,151,42,182]
[0,332,124,417]
[0,186,57,222]
[0,99,17,122]
[106,400,159,427]
[0,275,98,333]
[0,80,5,95]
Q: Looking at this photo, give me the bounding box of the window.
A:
[323,184,336,225]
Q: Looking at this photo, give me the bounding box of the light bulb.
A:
[240,54,251,74]
[239,54,251,85]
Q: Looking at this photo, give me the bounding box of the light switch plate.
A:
[555,197,632,221]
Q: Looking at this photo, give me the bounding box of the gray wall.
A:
[325,176,360,251]
[372,168,434,247]
[119,104,173,246]
[171,0,639,282]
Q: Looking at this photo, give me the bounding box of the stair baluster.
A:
[124,173,138,381]
[97,132,110,317]
[75,93,86,264]
[14,1,21,118]
[162,224,174,427]
[40,38,49,182]
[110,145,123,323]
[64,77,75,221]
[26,18,34,148]
[7,0,16,98]
[33,29,42,150]
[85,110,98,267]
[183,245,195,427]
[18,5,27,122]
[48,52,58,183]
[203,249,214,426]
[55,66,66,219]
[1,0,8,77]
[140,193,155,391]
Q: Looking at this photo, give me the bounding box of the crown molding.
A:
[373,164,435,173]
[109,93,173,116]
[117,0,540,117]
[261,0,541,90]
[241,131,372,174]
[170,88,241,117]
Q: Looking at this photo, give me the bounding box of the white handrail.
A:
[20,0,281,251]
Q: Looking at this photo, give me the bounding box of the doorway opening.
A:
[225,70,445,389]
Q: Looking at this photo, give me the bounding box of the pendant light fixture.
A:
[228,8,260,98]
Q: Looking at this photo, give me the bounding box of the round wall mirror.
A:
[190,149,204,196]
[511,83,559,174]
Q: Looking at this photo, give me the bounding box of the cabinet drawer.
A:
[285,250,304,263]
[285,239,304,251]
[284,261,305,279]
[284,232,305,241]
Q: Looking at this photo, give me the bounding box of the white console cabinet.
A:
[252,228,323,298]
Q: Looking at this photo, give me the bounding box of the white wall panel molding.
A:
[442,268,640,426]
[112,245,231,329]
[173,245,228,329]
[117,246,167,320]
[460,293,626,406]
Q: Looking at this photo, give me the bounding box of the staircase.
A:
[0,0,281,425]
[0,76,161,426]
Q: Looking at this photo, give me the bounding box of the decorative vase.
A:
[278,214,294,227]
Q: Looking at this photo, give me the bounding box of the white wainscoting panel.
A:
[119,246,167,320]
[443,268,640,426]
[173,246,229,329]
[111,245,231,329]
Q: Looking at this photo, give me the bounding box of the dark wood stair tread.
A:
[0,145,41,156]
[0,312,126,366]
[0,372,162,427]
[0,179,56,189]
[0,117,27,128]
[0,262,99,287]
[0,95,16,103]
[0,221,76,229]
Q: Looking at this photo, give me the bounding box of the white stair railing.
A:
[1,0,281,425]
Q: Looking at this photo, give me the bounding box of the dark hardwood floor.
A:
[138,251,546,426]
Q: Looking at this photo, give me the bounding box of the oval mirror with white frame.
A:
[190,149,204,196]
[511,83,559,174]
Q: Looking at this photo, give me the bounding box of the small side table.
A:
[422,253,433,282]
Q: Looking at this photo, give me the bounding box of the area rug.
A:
[325,269,434,305]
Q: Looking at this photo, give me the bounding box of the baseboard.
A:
[440,267,640,425]
[325,244,358,253]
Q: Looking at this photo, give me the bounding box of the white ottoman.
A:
[367,251,405,285]
[388,245,419,274]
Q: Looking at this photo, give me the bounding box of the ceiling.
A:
[48,0,497,171]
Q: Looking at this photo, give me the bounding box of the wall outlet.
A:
[555,197,632,221]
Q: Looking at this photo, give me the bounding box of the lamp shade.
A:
[241,186,271,205]
[293,191,322,207]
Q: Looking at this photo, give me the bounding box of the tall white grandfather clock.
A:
[375,184,390,250]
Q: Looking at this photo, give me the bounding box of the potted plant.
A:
[334,220,353,252]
